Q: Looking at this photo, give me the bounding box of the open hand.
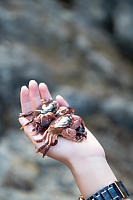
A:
[19,80,105,167]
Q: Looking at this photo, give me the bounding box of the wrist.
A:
[68,155,117,199]
[66,130,106,168]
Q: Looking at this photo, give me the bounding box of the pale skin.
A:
[19,80,129,199]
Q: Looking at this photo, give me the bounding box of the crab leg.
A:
[32,122,45,136]
[32,129,40,136]
[32,123,40,133]
[36,133,52,157]
[19,110,42,119]
[20,119,34,130]
[36,132,50,152]
[33,130,48,143]
[51,134,58,146]
[42,134,52,157]
[19,111,34,118]
[42,145,50,157]
[75,120,87,139]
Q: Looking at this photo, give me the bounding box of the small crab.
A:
[19,99,74,132]
[33,114,87,157]
[19,99,87,158]
[19,99,59,130]
[19,99,58,119]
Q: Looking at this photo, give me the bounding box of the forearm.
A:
[69,156,117,199]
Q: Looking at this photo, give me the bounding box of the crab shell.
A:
[31,106,75,135]
[55,106,74,117]
[32,112,56,133]
[48,114,86,141]
[48,114,73,133]
[34,114,73,142]
[19,99,59,130]
[41,100,59,115]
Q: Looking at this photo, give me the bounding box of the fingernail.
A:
[56,95,62,99]
[29,80,37,86]
[39,83,47,88]
[21,85,28,91]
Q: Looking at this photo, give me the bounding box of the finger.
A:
[56,95,69,107]
[20,86,33,113]
[29,80,41,110]
[39,83,52,100]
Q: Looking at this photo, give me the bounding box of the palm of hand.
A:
[19,80,104,165]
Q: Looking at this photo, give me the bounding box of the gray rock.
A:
[101,96,133,130]
[1,0,133,60]
[73,0,133,58]
[0,102,3,135]
[113,1,133,58]
[73,0,116,27]
[87,52,115,79]
[0,1,66,48]
[0,43,54,101]
[53,86,98,116]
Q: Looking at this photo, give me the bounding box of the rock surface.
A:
[113,0,133,58]
[101,96,133,130]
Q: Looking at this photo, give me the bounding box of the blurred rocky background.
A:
[0,0,133,199]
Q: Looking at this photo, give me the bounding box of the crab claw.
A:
[59,116,87,142]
